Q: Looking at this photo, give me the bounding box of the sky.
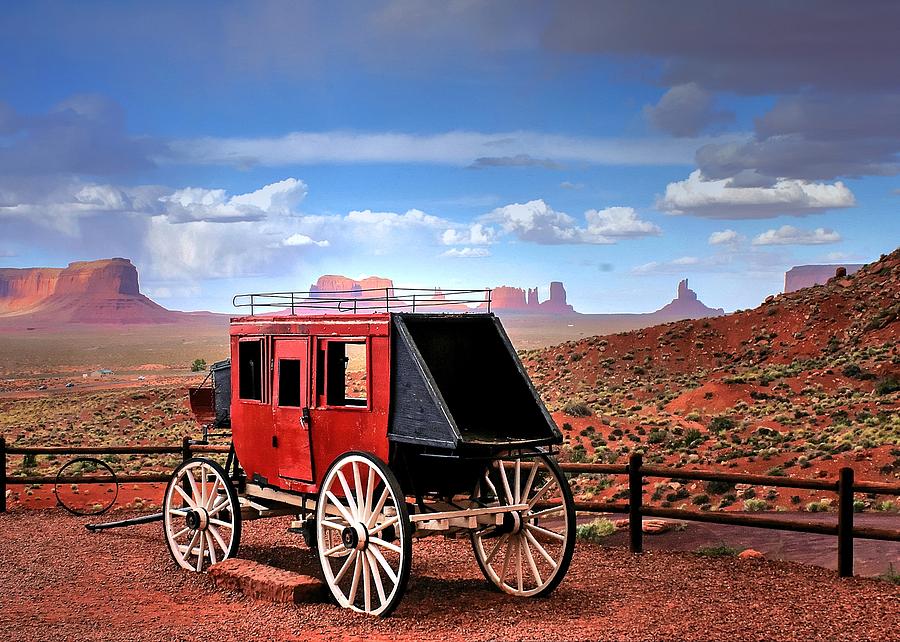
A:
[1,0,898,314]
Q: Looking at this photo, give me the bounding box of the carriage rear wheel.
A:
[315,452,412,617]
[471,452,575,597]
[163,457,241,572]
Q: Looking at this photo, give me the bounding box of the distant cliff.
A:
[491,281,575,314]
[0,258,193,326]
[784,264,865,293]
[652,279,724,320]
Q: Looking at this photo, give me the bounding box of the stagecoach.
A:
[168,288,575,616]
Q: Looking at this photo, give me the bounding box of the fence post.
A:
[0,436,6,514]
[628,453,643,553]
[837,466,854,577]
[182,436,192,464]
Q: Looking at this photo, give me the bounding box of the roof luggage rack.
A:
[232,287,493,316]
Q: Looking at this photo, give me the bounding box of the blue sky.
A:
[1,1,897,313]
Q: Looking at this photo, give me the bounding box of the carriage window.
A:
[238,340,263,401]
[278,359,301,407]
[322,340,368,407]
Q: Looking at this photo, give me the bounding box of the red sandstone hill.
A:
[0,258,220,328]
[520,247,899,505]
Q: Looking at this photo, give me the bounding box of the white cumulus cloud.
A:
[441,247,491,258]
[441,222,496,245]
[658,170,856,219]
[708,229,742,245]
[282,233,329,247]
[752,225,842,246]
[482,200,659,245]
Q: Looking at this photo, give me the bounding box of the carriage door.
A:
[273,338,313,483]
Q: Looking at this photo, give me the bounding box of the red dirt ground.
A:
[1,509,897,642]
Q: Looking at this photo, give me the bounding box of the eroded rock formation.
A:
[0,258,179,325]
[784,264,865,293]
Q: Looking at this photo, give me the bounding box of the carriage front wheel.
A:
[163,457,241,572]
[471,452,575,596]
[315,451,412,617]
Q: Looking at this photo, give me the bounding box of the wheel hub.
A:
[184,508,209,531]
[341,522,368,551]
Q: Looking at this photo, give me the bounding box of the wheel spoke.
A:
[172,526,190,539]
[207,498,230,517]
[206,531,218,565]
[524,529,558,569]
[366,488,389,529]
[514,459,521,504]
[500,537,512,583]
[368,515,399,537]
[321,519,347,531]
[364,466,375,523]
[527,479,554,508]
[483,533,509,564]
[334,550,358,584]
[169,507,190,517]
[352,462,365,522]
[525,522,565,542]
[323,542,347,558]
[522,461,539,505]
[369,545,399,584]
[528,505,565,521]
[174,484,196,509]
[181,530,200,564]
[482,469,499,500]
[367,550,387,607]
[201,465,208,507]
[205,477,221,511]
[362,548,372,612]
[348,554,363,605]
[336,470,359,520]
[369,536,401,554]
[325,490,355,525]
[516,536,524,592]
[208,523,228,553]
[522,533,542,587]
[186,469,202,506]
[209,517,234,529]
[498,461,515,505]
[195,532,206,571]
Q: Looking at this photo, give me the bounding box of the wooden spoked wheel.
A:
[163,458,241,572]
[471,452,575,597]
[315,452,412,617]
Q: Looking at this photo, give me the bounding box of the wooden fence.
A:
[2,439,898,577]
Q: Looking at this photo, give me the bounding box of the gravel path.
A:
[0,509,897,641]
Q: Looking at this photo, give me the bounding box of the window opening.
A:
[323,341,368,407]
[238,340,263,401]
[278,359,301,407]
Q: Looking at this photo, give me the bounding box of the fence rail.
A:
[0,436,228,513]
[2,440,899,576]
[559,455,900,576]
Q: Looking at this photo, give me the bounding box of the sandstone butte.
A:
[0,258,198,326]
[784,263,865,293]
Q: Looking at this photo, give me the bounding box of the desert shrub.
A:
[22,453,37,470]
[682,429,703,447]
[806,500,830,513]
[879,564,900,585]
[743,499,768,512]
[709,416,734,432]
[576,518,617,542]
[705,479,734,495]
[695,544,739,558]
[875,375,900,395]
[853,499,866,513]
[692,493,710,505]
[765,466,785,476]
[191,358,207,372]
[563,401,592,417]
[648,430,668,444]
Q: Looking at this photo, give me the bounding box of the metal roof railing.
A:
[232,287,493,316]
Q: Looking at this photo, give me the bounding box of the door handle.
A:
[300,406,311,429]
